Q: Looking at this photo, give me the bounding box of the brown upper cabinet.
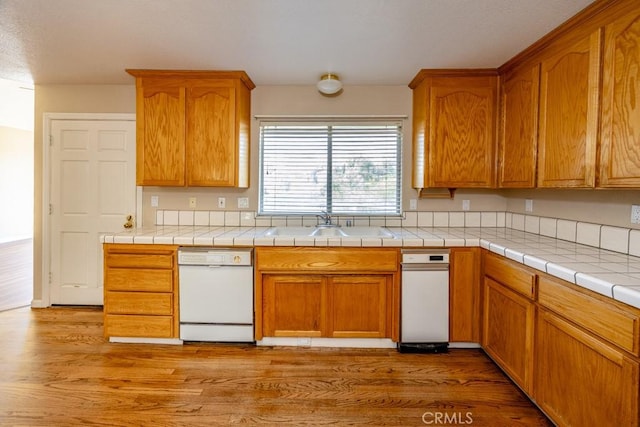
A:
[502,0,640,189]
[599,7,640,187]
[537,29,602,188]
[414,0,640,190]
[409,70,498,190]
[126,70,254,187]
[498,65,540,188]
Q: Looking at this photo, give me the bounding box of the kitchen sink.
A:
[310,227,348,237]
[342,226,395,238]
[263,226,395,239]
[262,227,313,237]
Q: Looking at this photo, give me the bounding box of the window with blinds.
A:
[259,120,402,215]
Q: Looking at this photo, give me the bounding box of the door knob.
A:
[124,215,134,229]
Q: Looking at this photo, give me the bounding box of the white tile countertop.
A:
[100,225,640,310]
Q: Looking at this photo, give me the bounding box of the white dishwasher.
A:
[398,249,450,353]
[178,248,254,342]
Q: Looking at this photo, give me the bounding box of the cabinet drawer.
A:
[256,247,399,272]
[106,253,174,269]
[105,268,173,292]
[484,252,536,299]
[104,314,174,338]
[105,292,173,315]
[538,275,640,355]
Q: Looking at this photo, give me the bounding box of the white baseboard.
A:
[449,342,482,349]
[257,337,397,349]
[109,337,183,345]
[30,299,48,308]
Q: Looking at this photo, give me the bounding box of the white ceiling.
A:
[0,0,594,86]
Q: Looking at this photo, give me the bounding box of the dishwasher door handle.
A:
[401,263,449,272]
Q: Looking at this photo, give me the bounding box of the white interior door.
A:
[49,119,136,305]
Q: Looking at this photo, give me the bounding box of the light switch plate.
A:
[189,197,197,208]
[150,195,159,207]
[217,197,226,209]
[238,197,249,209]
[462,200,470,211]
[409,199,417,210]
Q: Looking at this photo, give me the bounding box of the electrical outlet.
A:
[409,199,417,210]
[189,197,197,208]
[525,199,533,212]
[462,200,470,211]
[217,197,226,209]
[631,205,640,224]
[150,195,159,207]
[238,197,249,209]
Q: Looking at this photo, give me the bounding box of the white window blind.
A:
[259,121,402,215]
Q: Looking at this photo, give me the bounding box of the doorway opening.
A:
[0,79,34,311]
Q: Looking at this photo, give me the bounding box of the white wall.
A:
[0,81,34,243]
[0,126,33,242]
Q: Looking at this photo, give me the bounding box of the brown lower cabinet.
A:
[482,252,537,394]
[536,308,639,427]
[482,251,640,427]
[103,244,179,339]
[255,247,399,341]
[262,274,391,338]
[449,247,482,342]
[483,277,535,395]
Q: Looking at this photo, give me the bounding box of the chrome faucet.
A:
[316,210,332,225]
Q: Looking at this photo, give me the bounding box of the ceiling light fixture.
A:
[317,73,343,96]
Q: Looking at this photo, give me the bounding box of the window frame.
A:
[257,117,404,216]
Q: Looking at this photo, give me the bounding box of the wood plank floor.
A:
[0,307,552,426]
[0,238,33,312]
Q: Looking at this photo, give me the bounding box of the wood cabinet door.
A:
[327,275,389,338]
[482,277,535,395]
[136,79,186,186]
[262,274,326,337]
[498,65,540,188]
[428,76,497,188]
[449,247,481,342]
[537,30,601,188]
[599,8,640,188]
[186,81,237,187]
[536,308,640,427]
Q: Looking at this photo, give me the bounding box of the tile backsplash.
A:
[154,210,508,229]
[506,213,637,258]
[153,209,639,257]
